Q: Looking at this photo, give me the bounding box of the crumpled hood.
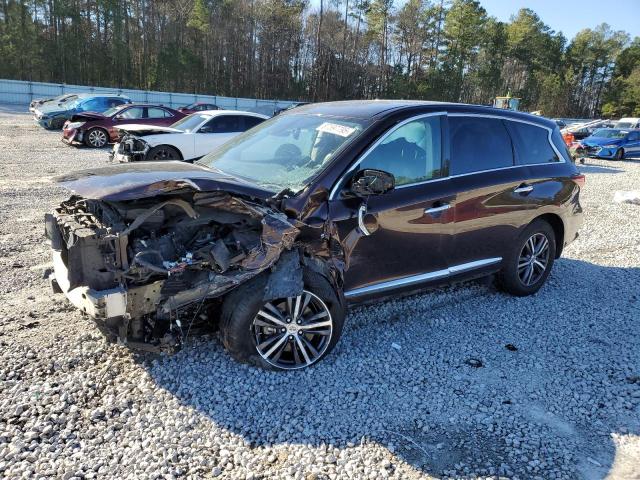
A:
[36,103,72,116]
[70,111,106,121]
[53,161,275,201]
[582,136,623,146]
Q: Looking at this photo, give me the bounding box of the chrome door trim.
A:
[329,111,565,201]
[425,204,451,215]
[513,185,534,193]
[344,257,502,298]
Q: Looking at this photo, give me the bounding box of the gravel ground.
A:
[0,106,639,480]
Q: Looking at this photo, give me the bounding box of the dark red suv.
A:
[46,101,583,369]
[62,104,186,148]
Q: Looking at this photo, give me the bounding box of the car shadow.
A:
[142,258,640,478]
[577,164,624,174]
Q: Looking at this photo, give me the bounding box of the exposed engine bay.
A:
[112,134,150,162]
[45,191,305,352]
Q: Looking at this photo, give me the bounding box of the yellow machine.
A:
[493,95,520,111]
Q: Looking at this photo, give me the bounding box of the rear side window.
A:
[119,107,144,119]
[243,116,265,130]
[550,128,572,163]
[507,121,559,165]
[449,117,513,175]
[147,107,172,118]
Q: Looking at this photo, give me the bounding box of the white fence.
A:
[0,79,297,116]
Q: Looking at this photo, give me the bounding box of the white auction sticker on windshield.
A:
[317,122,356,137]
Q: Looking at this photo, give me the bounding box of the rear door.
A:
[145,107,177,126]
[447,115,565,269]
[626,131,640,155]
[446,115,527,268]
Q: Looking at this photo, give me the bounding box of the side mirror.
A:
[350,169,395,197]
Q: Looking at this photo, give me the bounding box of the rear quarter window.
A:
[507,121,559,165]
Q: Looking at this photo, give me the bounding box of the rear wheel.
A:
[614,148,624,160]
[498,220,556,296]
[84,128,109,148]
[146,145,181,161]
[220,270,345,370]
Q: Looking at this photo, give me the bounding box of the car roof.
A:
[118,103,173,109]
[198,109,268,118]
[287,100,556,128]
[75,93,130,99]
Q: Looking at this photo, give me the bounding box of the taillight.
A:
[572,173,585,188]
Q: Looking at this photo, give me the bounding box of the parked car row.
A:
[44,100,585,370]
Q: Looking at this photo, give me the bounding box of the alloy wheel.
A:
[517,233,550,286]
[88,129,107,148]
[251,290,333,369]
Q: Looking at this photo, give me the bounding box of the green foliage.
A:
[0,0,634,116]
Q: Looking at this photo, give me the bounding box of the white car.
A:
[615,117,640,129]
[110,110,269,162]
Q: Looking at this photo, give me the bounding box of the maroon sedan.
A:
[178,102,220,114]
[62,104,186,148]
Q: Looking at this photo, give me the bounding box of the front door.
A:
[196,115,243,157]
[329,114,455,298]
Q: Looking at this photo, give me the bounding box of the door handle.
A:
[513,184,533,194]
[357,203,371,236]
[425,203,451,215]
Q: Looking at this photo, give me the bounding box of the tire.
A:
[614,148,624,160]
[84,128,109,148]
[220,269,345,370]
[146,145,181,161]
[497,220,556,297]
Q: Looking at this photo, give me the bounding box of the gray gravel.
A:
[0,106,639,479]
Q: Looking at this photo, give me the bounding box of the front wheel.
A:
[84,128,109,148]
[146,145,181,161]
[614,148,624,160]
[498,220,556,296]
[220,270,345,370]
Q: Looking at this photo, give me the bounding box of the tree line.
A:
[1,0,639,118]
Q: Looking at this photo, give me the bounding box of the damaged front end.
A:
[45,191,300,352]
[110,134,150,162]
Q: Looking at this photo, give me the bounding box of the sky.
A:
[480,0,640,41]
[309,0,640,42]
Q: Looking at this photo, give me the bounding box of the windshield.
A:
[615,122,634,129]
[592,129,627,139]
[170,114,210,132]
[103,105,126,117]
[57,94,77,104]
[197,113,369,192]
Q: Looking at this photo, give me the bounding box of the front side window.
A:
[358,116,443,186]
[198,114,368,192]
[119,107,145,119]
[200,115,242,133]
[449,116,513,175]
[627,132,639,142]
[592,129,627,139]
[507,121,558,165]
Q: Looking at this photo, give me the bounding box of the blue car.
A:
[33,94,131,130]
[580,128,640,160]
